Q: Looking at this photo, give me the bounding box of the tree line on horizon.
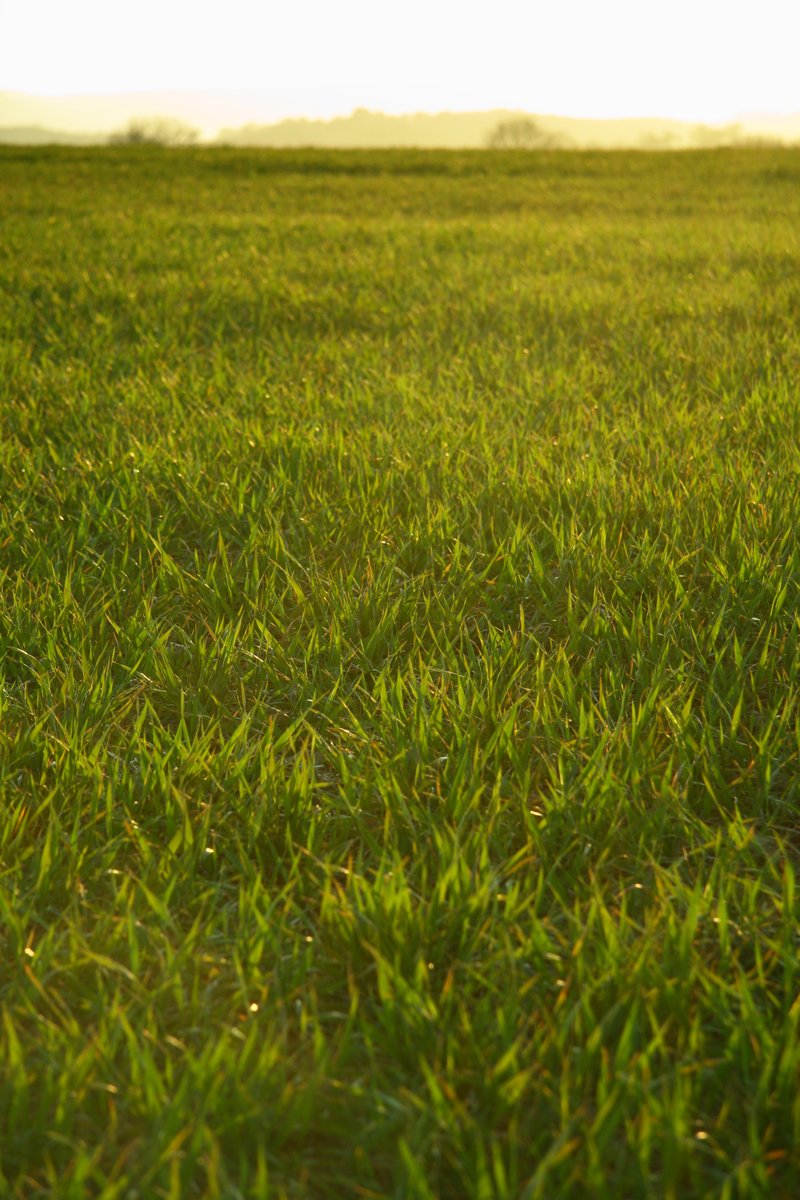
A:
[94,111,798,151]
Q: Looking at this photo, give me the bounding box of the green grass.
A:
[2,145,800,1198]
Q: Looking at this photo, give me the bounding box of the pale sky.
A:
[3,0,799,123]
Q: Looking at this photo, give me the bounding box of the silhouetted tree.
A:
[486,117,561,149]
[109,116,199,147]
[638,130,679,150]
[689,123,743,148]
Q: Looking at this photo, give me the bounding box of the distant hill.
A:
[216,109,795,149]
[0,125,100,146]
[1,90,799,150]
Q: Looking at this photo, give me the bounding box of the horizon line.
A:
[5,89,800,128]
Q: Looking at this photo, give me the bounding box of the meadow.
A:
[1,145,800,1198]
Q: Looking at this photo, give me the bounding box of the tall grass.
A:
[1,146,800,1197]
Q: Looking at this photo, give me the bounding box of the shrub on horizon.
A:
[108,116,200,147]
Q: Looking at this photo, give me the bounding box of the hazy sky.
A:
[3,0,799,122]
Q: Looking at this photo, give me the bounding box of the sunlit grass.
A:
[1,145,800,1198]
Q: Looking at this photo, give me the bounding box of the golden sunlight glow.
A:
[3,0,799,125]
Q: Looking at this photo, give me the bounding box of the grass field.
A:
[2,145,800,1198]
